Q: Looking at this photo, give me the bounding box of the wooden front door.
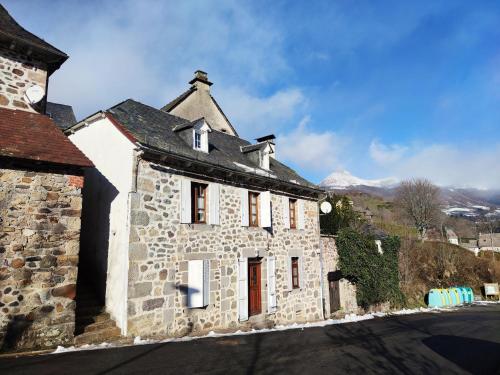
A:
[248,260,262,316]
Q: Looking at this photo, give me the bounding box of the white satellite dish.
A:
[24,85,44,104]
[320,201,332,214]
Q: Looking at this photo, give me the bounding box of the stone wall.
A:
[0,49,47,112]
[126,160,322,337]
[0,167,83,351]
[321,235,358,316]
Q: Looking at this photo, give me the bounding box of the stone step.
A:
[80,319,117,333]
[74,326,122,346]
[76,312,110,324]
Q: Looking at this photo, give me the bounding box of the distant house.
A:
[0,5,92,351]
[66,71,324,340]
[478,233,500,252]
[446,228,459,245]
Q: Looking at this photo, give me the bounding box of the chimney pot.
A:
[189,70,213,88]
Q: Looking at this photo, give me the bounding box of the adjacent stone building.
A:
[321,235,358,317]
[67,71,325,339]
[0,5,92,351]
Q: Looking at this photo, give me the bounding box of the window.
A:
[191,182,207,223]
[194,131,202,149]
[291,257,299,289]
[289,199,297,229]
[249,192,259,227]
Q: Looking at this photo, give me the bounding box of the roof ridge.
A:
[160,87,196,112]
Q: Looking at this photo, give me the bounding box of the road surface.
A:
[1,304,499,374]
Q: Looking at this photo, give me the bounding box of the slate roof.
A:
[46,102,77,130]
[0,5,68,74]
[0,107,92,167]
[102,99,318,191]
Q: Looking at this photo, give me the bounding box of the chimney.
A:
[189,70,213,92]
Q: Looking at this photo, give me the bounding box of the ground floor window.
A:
[291,257,299,289]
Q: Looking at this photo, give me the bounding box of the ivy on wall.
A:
[336,228,405,309]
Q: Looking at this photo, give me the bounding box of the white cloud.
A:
[369,139,408,164]
[8,0,289,119]
[218,87,306,138]
[368,140,500,189]
[277,116,348,173]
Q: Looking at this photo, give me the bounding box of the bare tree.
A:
[394,179,442,240]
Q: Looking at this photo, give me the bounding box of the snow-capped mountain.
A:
[320,170,500,218]
[319,170,398,189]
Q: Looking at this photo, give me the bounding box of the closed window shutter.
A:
[299,256,305,290]
[297,199,305,230]
[241,189,249,226]
[282,196,290,229]
[208,183,220,225]
[180,178,191,224]
[238,258,249,321]
[286,256,292,291]
[260,191,271,228]
[188,260,204,308]
[267,256,277,312]
[203,259,210,305]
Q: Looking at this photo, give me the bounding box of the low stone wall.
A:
[321,235,358,316]
[0,166,83,351]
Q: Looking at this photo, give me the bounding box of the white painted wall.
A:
[70,117,136,334]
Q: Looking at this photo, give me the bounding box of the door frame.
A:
[248,258,262,316]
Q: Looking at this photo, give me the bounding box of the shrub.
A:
[336,228,405,309]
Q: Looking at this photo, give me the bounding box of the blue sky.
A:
[5,0,500,188]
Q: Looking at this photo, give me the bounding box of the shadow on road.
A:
[423,335,500,375]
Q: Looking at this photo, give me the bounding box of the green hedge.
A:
[336,228,405,309]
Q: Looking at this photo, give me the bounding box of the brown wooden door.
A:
[248,260,262,316]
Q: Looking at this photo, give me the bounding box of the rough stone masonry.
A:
[0,167,83,351]
[126,160,323,338]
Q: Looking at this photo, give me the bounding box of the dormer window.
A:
[191,119,211,153]
[194,131,202,149]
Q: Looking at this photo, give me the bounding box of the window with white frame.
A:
[194,131,202,150]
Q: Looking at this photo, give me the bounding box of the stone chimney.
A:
[189,70,213,92]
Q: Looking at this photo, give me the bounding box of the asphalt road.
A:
[1,304,500,375]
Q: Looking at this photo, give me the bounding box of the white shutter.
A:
[238,258,249,321]
[203,259,210,305]
[188,260,204,308]
[297,199,305,230]
[267,256,277,313]
[241,189,249,226]
[260,191,271,228]
[299,256,305,290]
[180,178,191,224]
[208,183,220,225]
[286,256,292,291]
[282,196,290,229]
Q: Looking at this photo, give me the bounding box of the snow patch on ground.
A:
[51,304,490,355]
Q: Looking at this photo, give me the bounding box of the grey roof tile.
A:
[46,102,77,130]
[106,99,318,191]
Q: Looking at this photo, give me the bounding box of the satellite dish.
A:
[320,201,332,214]
[24,85,44,104]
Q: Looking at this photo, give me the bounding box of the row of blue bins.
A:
[428,287,474,308]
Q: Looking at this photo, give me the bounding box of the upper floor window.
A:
[192,182,208,223]
[291,257,299,289]
[194,131,202,149]
[249,191,259,227]
[289,199,297,229]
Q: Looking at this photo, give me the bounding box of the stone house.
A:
[478,233,500,252]
[0,5,92,351]
[67,71,324,339]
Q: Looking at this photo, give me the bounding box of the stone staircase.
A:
[74,282,123,346]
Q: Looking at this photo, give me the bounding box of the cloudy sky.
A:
[6,1,500,188]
